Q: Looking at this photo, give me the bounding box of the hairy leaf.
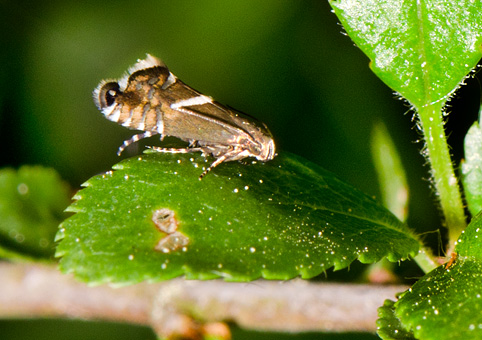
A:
[329,0,482,108]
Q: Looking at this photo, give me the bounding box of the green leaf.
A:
[0,166,71,258]
[330,0,474,253]
[455,211,482,260]
[329,0,482,108]
[377,299,416,340]
[394,261,482,340]
[462,121,482,216]
[371,122,409,221]
[379,212,482,340]
[56,152,419,284]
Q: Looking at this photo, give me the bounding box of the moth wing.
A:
[163,103,251,146]
[160,79,254,145]
[124,65,171,94]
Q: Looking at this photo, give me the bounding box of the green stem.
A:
[417,102,466,250]
[413,247,438,274]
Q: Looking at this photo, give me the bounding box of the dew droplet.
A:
[17,183,29,195]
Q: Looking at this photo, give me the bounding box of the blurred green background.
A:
[1,0,479,339]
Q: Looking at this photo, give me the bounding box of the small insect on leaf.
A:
[445,252,457,270]
[93,54,276,179]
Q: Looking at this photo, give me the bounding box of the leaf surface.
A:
[56,152,419,284]
[378,212,482,340]
[329,0,482,107]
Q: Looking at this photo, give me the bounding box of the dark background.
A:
[1,1,479,339]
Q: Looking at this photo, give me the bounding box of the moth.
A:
[93,54,276,178]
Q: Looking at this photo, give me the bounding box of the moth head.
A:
[93,54,163,116]
[94,81,120,108]
[93,80,122,119]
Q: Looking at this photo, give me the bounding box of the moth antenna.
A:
[117,131,158,155]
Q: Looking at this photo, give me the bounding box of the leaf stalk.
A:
[417,102,466,250]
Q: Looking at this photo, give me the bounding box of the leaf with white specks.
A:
[56,152,419,284]
[329,0,482,108]
[378,212,482,340]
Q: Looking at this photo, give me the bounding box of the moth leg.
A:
[150,145,237,179]
[199,155,229,179]
[148,146,204,154]
[199,147,252,179]
[118,131,158,156]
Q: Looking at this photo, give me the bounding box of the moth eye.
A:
[99,82,120,108]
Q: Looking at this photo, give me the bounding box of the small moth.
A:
[93,54,276,178]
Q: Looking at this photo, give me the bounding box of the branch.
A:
[0,261,155,324]
[0,262,408,338]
